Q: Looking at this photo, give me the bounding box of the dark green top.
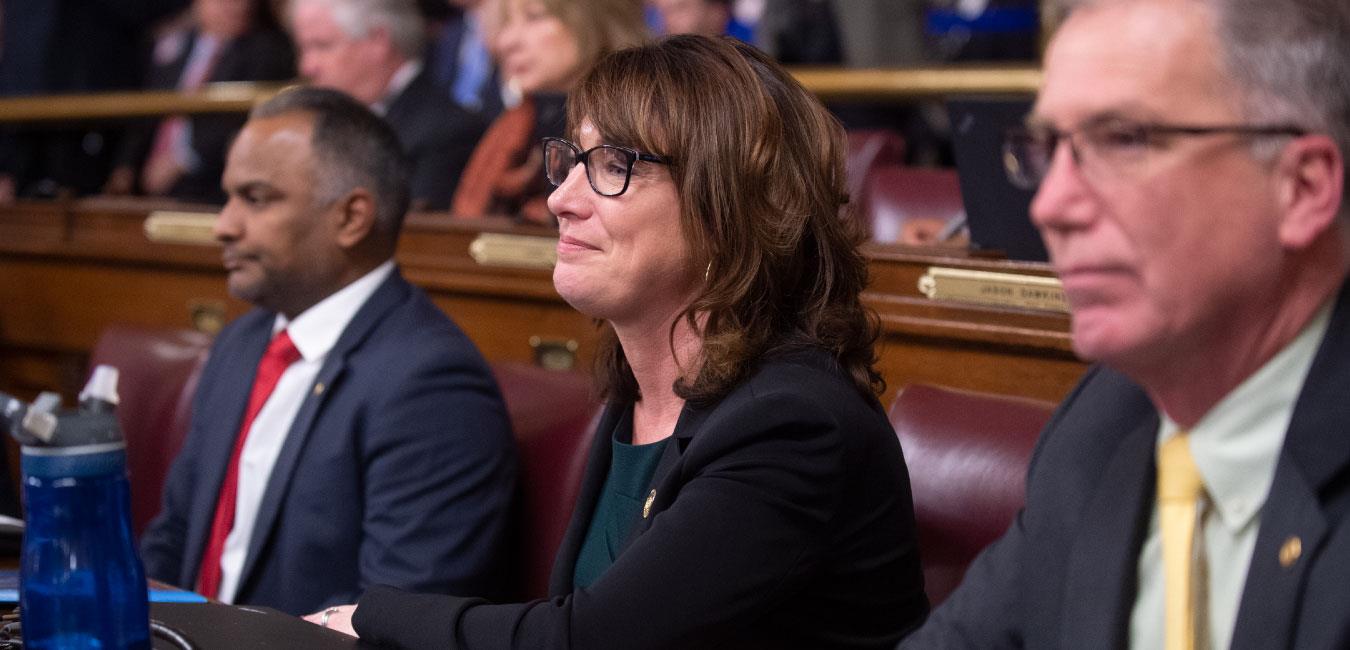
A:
[572,408,671,590]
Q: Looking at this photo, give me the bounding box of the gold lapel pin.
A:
[313,382,326,397]
[1279,536,1302,568]
[642,489,656,519]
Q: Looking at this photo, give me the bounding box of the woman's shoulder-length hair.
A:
[570,34,883,405]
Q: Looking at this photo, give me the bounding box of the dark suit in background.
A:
[383,68,487,210]
[113,27,296,204]
[902,281,1350,649]
[355,348,928,649]
[758,0,844,65]
[141,272,518,615]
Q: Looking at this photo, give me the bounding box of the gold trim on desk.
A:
[790,66,1041,101]
[0,82,285,123]
[144,211,218,246]
[0,68,1042,125]
[918,266,1067,313]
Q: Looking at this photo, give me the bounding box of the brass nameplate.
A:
[468,233,557,270]
[918,266,1067,313]
[144,211,218,246]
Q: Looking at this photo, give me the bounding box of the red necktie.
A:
[196,330,302,599]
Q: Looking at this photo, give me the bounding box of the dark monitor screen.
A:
[947,97,1048,262]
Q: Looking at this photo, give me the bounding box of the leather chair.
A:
[846,129,907,222]
[865,166,964,243]
[888,383,1055,606]
[491,361,603,599]
[87,324,212,538]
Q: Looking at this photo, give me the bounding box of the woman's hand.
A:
[303,604,359,637]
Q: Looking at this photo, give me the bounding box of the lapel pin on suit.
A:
[643,489,657,519]
[1279,536,1302,568]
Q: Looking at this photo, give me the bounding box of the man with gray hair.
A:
[901,0,1350,647]
[290,0,485,209]
[141,87,516,615]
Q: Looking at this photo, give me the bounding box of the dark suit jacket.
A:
[902,280,1350,649]
[354,348,928,649]
[113,27,295,204]
[759,0,844,65]
[141,271,518,616]
[384,68,487,210]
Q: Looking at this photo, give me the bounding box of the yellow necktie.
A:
[1158,434,1206,650]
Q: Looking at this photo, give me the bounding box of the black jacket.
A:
[355,347,927,649]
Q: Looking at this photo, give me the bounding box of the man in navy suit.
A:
[902,0,1350,647]
[289,0,486,210]
[140,86,517,616]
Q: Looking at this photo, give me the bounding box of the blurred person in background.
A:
[426,0,505,121]
[756,0,844,65]
[449,0,647,223]
[650,0,753,41]
[289,0,486,209]
[104,0,296,203]
[309,35,927,649]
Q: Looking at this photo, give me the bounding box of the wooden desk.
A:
[0,199,1085,409]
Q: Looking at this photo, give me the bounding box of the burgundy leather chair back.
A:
[888,383,1054,606]
[491,362,603,599]
[865,166,964,243]
[87,324,212,538]
[846,129,907,219]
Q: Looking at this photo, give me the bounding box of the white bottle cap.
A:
[80,365,121,406]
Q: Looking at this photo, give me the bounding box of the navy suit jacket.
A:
[384,67,487,210]
[354,348,928,649]
[141,271,518,616]
[903,279,1350,649]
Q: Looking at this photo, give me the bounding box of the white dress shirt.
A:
[216,261,395,603]
[1129,302,1332,649]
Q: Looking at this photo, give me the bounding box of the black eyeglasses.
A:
[542,137,670,197]
[1002,120,1307,189]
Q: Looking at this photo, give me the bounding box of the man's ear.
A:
[1276,134,1345,250]
[333,188,378,250]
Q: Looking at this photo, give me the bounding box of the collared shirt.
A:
[370,60,422,117]
[217,260,395,603]
[1129,302,1332,649]
[450,12,491,111]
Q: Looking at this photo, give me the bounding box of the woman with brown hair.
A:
[449,0,647,224]
[314,35,928,649]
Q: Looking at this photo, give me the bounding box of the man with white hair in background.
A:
[901,0,1350,647]
[291,0,485,209]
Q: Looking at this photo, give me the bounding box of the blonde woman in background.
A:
[450,0,648,223]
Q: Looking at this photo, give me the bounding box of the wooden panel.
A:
[0,200,1088,408]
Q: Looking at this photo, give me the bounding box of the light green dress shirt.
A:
[1129,303,1332,650]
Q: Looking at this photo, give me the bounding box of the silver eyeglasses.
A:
[1002,119,1306,189]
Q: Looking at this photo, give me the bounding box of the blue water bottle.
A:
[2,366,151,650]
